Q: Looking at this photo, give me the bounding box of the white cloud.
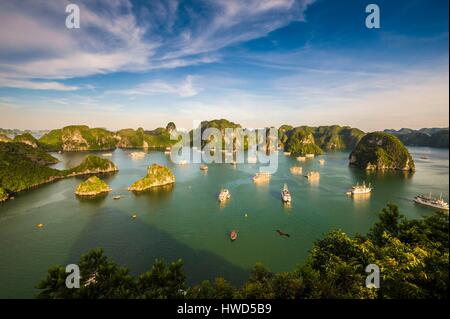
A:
[0,78,78,91]
[110,75,200,97]
[0,0,314,90]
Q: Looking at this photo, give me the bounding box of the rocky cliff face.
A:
[349,132,415,171]
[13,133,38,148]
[39,126,117,151]
[128,164,175,191]
[0,187,8,202]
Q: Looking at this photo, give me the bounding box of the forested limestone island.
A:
[385,127,449,148]
[75,176,111,197]
[349,132,415,171]
[128,164,175,192]
[279,125,365,156]
[0,142,118,202]
[189,119,244,150]
[36,205,449,299]
[13,132,39,148]
[38,123,178,152]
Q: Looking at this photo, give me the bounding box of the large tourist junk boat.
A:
[252,172,271,183]
[305,171,320,180]
[414,193,449,211]
[281,184,292,203]
[218,189,231,202]
[347,182,372,195]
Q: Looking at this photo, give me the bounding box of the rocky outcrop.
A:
[13,133,38,148]
[75,176,111,196]
[0,187,9,202]
[39,126,117,151]
[349,132,415,171]
[128,164,175,192]
[0,134,11,143]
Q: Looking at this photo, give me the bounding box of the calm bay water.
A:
[0,147,448,298]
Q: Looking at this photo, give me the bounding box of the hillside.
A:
[75,176,111,196]
[190,119,244,150]
[39,125,117,151]
[349,132,415,171]
[128,164,175,191]
[279,125,365,156]
[384,127,449,148]
[0,143,118,200]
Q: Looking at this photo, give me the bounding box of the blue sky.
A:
[0,0,448,131]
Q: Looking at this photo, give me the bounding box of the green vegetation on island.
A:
[0,187,8,202]
[75,176,111,196]
[39,125,117,151]
[0,142,62,194]
[13,133,39,148]
[385,127,449,149]
[190,119,245,150]
[39,124,177,151]
[128,164,175,191]
[349,132,415,171]
[0,142,118,201]
[36,204,448,299]
[64,155,118,176]
[279,125,365,156]
[0,133,11,143]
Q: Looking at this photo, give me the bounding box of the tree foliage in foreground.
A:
[36,205,449,299]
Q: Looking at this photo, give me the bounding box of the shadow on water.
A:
[132,184,175,203]
[65,206,249,287]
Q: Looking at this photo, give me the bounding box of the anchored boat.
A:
[348,182,372,195]
[230,230,238,241]
[414,193,449,211]
[281,184,292,203]
[252,172,271,183]
[218,189,231,202]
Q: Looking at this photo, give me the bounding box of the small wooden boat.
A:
[230,230,238,241]
[200,164,208,171]
[276,229,290,237]
[113,195,121,200]
[37,223,44,229]
[132,214,137,219]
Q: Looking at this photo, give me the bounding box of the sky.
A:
[0,0,448,132]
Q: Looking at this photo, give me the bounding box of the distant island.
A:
[279,125,365,156]
[128,164,175,192]
[38,123,177,152]
[349,132,415,171]
[75,176,111,197]
[384,127,449,148]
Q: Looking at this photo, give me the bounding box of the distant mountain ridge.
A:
[384,127,449,148]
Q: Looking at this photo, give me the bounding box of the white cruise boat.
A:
[349,182,372,195]
[414,193,449,211]
[281,184,292,203]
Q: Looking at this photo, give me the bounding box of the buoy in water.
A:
[244,213,248,218]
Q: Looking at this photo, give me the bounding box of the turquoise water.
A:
[0,147,448,298]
